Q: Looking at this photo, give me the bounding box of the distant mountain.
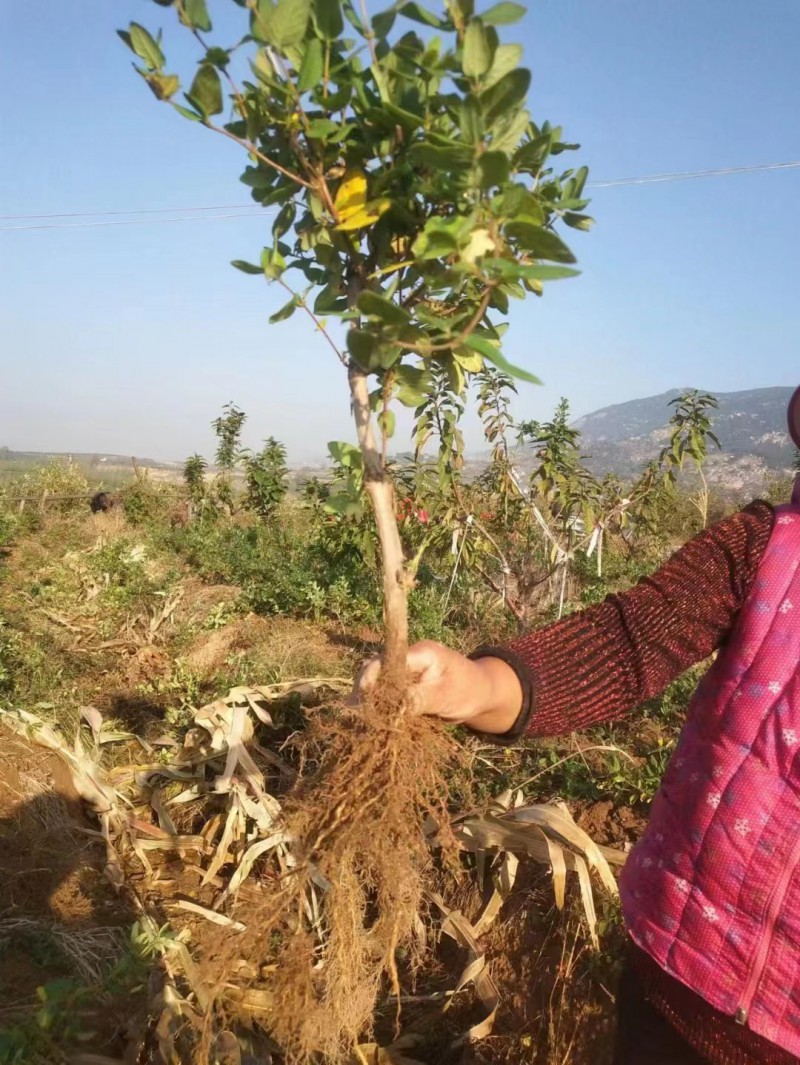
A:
[0,448,181,467]
[569,387,796,492]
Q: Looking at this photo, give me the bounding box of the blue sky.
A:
[1,1,798,462]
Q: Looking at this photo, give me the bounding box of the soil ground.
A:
[0,728,142,1060]
[0,512,647,1063]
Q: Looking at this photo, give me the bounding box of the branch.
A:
[475,563,525,624]
[390,286,496,354]
[204,120,313,189]
[360,0,379,66]
[276,278,348,367]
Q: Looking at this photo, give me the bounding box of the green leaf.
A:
[298,38,324,91]
[372,7,397,37]
[252,0,311,49]
[358,290,412,325]
[517,263,580,281]
[482,68,530,125]
[463,20,493,78]
[377,409,396,439]
[478,150,509,188]
[261,245,286,279]
[481,1,525,24]
[347,329,378,370]
[328,440,363,468]
[231,260,263,275]
[489,107,530,152]
[187,63,223,117]
[269,296,299,323]
[313,0,344,39]
[463,334,541,384]
[459,97,484,145]
[408,142,473,168]
[399,2,449,27]
[128,23,165,70]
[484,43,522,89]
[181,0,212,31]
[394,364,432,402]
[306,116,339,139]
[563,212,594,232]
[272,201,297,238]
[172,102,202,121]
[395,385,428,408]
[205,46,231,68]
[505,222,576,263]
[144,73,180,100]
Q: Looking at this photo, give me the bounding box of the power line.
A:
[587,160,800,188]
[0,203,259,222]
[2,159,799,232]
[0,210,270,233]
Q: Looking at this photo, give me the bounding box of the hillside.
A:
[571,386,796,491]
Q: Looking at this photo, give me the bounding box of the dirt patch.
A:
[473,862,621,1065]
[0,727,137,1053]
[124,644,171,686]
[573,800,647,850]
[184,614,351,681]
[175,578,240,627]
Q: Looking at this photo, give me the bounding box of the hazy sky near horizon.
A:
[1,1,799,463]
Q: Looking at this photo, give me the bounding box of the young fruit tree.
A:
[119,0,591,1056]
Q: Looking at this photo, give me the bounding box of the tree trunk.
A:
[347,364,409,678]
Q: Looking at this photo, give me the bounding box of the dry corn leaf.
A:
[573,852,600,948]
[174,899,246,932]
[350,1036,426,1065]
[545,832,567,911]
[428,893,499,1040]
[203,796,245,887]
[135,835,207,852]
[220,831,289,901]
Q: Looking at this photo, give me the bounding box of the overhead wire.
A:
[1,160,799,232]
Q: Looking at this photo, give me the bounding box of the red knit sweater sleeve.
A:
[484,501,774,739]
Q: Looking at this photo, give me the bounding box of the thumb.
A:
[348,656,381,707]
[407,643,444,681]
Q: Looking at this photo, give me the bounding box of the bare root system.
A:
[218,678,460,1063]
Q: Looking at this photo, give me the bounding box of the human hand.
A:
[352,641,523,735]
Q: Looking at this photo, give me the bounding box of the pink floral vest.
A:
[621,479,800,1055]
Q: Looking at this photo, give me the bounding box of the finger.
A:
[347,657,381,706]
[406,643,440,680]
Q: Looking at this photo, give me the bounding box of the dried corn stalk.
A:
[452,789,626,948]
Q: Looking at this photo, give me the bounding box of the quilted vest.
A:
[621,478,800,1055]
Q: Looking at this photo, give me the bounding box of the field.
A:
[0,435,789,1065]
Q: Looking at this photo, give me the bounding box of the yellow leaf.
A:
[335,198,392,232]
[453,348,484,373]
[462,227,495,264]
[370,259,415,279]
[334,170,368,221]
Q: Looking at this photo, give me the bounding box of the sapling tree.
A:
[183,452,208,508]
[660,389,721,528]
[212,401,247,511]
[413,360,466,492]
[119,0,590,678]
[118,0,590,1055]
[243,436,289,518]
[476,364,517,519]
[518,398,599,533]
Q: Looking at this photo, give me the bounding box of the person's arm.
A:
[471,500,774,741]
